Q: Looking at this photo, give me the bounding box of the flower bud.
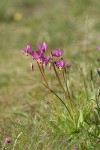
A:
[31,63,34,71]
[5,138,11,143]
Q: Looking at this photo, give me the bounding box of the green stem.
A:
[52,61,71,103]
[42,82,73,120]
[37,62,62,119]
[51,61,75,122]
[64,69,71,99]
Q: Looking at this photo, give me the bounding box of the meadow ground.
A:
[0,0,100,149]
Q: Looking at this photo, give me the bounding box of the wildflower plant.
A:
[21,42,77,129]
[21,42,100,149]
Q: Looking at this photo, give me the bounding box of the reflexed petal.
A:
[38,42,47,53]
[21,50,26,54]
[55,60,67,69]
[26,44,31,53]
[34,50,44,61]
[38,43,42,51]
[43,42,47,51]
[52,49,63,57]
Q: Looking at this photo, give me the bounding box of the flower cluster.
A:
[21,42,69,70]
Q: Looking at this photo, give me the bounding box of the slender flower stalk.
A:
[63,69,71,99]
[37,61,62,118]
[42,82,73,120]
[52,60,66,95]
[63,68,76,124]
[50,52,75,121]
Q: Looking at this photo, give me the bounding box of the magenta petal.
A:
[52,49,63,57]
[26,44,31,53]
[30,51,34,58]
[38,43,42,50]
[5,138,11,143]
[41,57,51,67]
[43,42,47,50]
[27,44,31,50]
[55,60,67,69]
[38,42,47,53]
[34,50,44,61]
[21,50,26,54]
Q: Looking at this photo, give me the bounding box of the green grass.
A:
[0,0,100,149]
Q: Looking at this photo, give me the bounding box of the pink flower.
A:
[42,57,51,67]
[21,44,31,56]
[5,138,11,143]
[97,46,100,51]
[52,49,63,57]
[34,50,44,62]
[55,60,67,70]
[30,51,34,58]
[38,42,47,53]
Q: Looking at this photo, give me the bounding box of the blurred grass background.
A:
[0,0,100,116]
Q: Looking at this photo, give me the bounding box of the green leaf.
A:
[78,109,84,127]
[13,111,32,119]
